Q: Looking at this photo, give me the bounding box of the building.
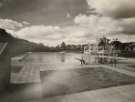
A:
[0,42,11,91]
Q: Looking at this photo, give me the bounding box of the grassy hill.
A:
[0,28,48,57]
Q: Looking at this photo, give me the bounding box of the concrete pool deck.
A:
[10,63,41,83]
[10,63,135,84]
[9,64,135,102]
[21,64,135,102]
[102,65,135,78]
[29,83,135,102]
[10,53,135,102]
[10,52,135,83]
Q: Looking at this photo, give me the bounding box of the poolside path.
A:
[26,83,135,102]
[22,63,135,102]
[10,63,41,83]
[10,58,135,102]
[101,64,135,78]
[10,62,135,84]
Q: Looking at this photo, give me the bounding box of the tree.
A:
[111,38,122,50]
[61,41,66,50]
[98,37,110,50]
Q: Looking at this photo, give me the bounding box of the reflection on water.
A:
[60,52,65,63]
[27,52,81,63]
[23,52,82,70]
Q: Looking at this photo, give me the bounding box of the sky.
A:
[0,0,135,46]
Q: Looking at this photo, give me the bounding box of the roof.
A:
[0,42,8,55]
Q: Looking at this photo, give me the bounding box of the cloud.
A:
[74,14,135,42]
[1,0,135,46]
[16,25,60,38]
[0,0,88,25]
[74,0,135,42]
[22,21,30,25]
[14,14,135,46]
[15,25,91,46]
[87,0,135,18]
[66,13,71,18]
[74,14,122,34]
[15,25,64,46]
[3,14,135,46]
[0,18,29,30]
[119,18,135,34]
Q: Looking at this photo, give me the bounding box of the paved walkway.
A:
[102,65,135,78]
[10,62,135,84]
[22,63,135,102]
[26,84,135,102]
[10,62,135,102]
[10,63,40,83]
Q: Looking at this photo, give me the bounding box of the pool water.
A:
[21,52,82,70]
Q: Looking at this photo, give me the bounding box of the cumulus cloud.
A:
[87,0,135,18]
[74,14,122,34]
[0,18,89,46]
[73,0,135,42]
[119,18,135,34]
[0,18,29,30]
[1,0,135,46]
[16,25,60,37]
[14,25,91,46]
[74,14,135,42]
[14,14,135,46]
[15,25,64,45]
[22,21,30,25]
